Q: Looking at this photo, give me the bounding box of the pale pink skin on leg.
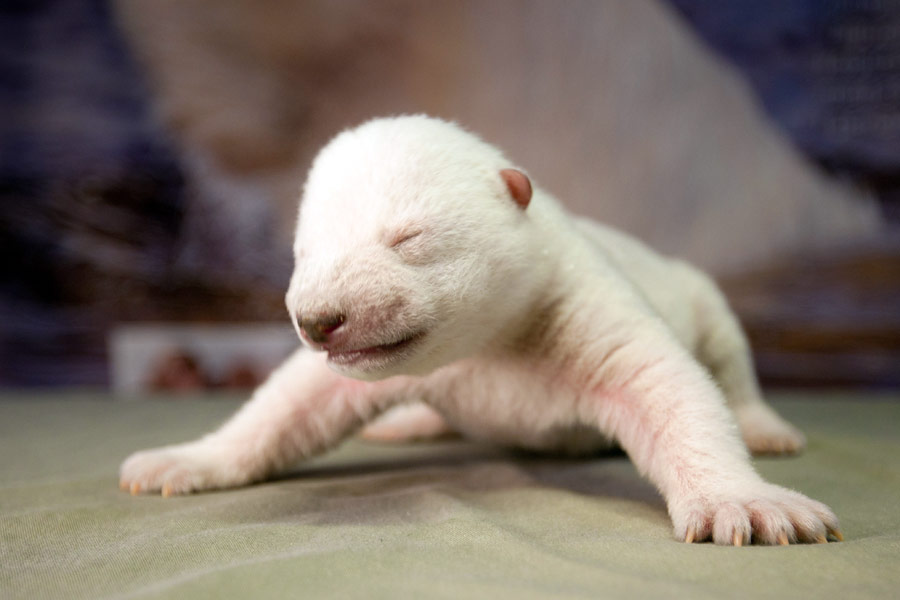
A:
[120,116,840,545]
[121,351,414,496]
[580,335,833,545]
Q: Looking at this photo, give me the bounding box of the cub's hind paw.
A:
[360,403,456,443]
[736,403,806,456]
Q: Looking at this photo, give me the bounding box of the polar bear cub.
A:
[121,115,840,545]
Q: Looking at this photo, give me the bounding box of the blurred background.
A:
[1,0,898,393]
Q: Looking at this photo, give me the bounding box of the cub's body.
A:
[121,116,838,546]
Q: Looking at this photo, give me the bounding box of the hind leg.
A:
[692,276,805,455]
[359,403,457,443]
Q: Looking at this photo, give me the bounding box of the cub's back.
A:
[573,217,710,352]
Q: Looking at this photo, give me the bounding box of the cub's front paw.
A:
[119,441,249,497]
[670,483,841,545]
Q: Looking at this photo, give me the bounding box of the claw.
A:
[130,482,141,496]
[684,526,695,544]
[161,484,173,498]
[816,534,827,544]
[733,532,743,547]
[828,528,844,542]
[777,532,789,546]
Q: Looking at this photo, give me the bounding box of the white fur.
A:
[121,116,838,545]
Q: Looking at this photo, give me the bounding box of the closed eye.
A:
[389,229,423,248]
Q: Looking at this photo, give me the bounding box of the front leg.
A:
[120,349,403,496]
[585,334,841,545]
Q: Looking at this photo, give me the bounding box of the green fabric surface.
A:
[1,392,899,599]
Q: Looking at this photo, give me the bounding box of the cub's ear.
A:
[500,168,532,210]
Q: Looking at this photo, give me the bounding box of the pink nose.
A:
[299,313,346,344]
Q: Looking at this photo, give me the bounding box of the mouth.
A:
[326,330,426,369]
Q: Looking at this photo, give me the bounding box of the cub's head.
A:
[286,116,542,380]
